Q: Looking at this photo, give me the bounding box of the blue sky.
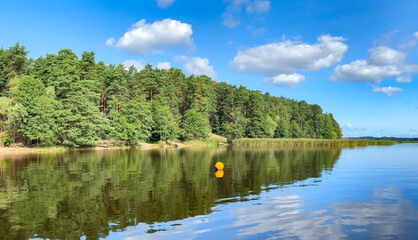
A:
[1,0,417,137]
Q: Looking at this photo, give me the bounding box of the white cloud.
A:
[156,62,171,69]
[264,73,305,88]
[106,19,193,55]
[157,0,175,8]
[222,0,270,28]
[123,60,145,71]
[177,56,217,79]
[331,60,402,83]
[223,12,240,28]
[343,123,366,133]
[372,85,403,97]
[246,0,270,14]
[398,32,418,50]
[396,75,412,83]
[105,37,115,46]
[368,46,406,65]
[230,34,347,87]
[231,35,347,74]
[331,32,418,84]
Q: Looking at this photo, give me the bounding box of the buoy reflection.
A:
[215,169,224,178]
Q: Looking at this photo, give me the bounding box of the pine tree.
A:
[0,42,29,92]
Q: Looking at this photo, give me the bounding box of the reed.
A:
[232,138,397,147]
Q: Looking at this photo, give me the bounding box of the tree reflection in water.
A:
[0,146,342,239]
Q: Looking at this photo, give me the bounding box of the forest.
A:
[0,43,342,147]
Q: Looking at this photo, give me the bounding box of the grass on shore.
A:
[232,138,397,147]
[0,146,68,153]
[181,138,225,146]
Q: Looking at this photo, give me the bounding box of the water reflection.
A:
[0,147,342,239]
[332,187,418,238]
[231,187,418,239]
[232,194,346,239]
[123,187,418,240]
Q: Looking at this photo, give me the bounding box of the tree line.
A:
[0,43,342,147]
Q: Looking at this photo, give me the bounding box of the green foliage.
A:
[181,108,211,140]
[263,115,278,138]
[111,97,153,145]
[0,42,29,91]
[0,97,11,132]
[2,134,11,146]
[62,93,109,148]
[0,43,343,148]
[246,91,267,138]
[5,103,28,142]
[275,117,290,138]
[151,96,179,142]
[222,109,248,143]
[21,88,63,146]
[290,121,304,138]
[8,75,45,106]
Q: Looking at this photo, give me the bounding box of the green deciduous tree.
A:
[275,117,290,138]
[222,109,248,143]
[181,108,211,140]
[152,96,179,142]
[21,87,63,146]
[111,97,153,145]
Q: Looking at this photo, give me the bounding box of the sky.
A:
[0,0,417,137]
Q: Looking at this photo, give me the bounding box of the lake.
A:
[1,144,418,239]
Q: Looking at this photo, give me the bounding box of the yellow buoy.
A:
[215,162,224,170]
[215,170,224,178]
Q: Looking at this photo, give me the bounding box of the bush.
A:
[2,135,12,147]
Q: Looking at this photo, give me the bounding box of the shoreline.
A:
[0,140,228,155]
[0,138,401,155]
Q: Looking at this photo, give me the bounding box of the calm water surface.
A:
[1,144,418,239]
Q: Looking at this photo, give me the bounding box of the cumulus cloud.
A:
[222,0,270,28]
[372,85,403,97]
[177,56,217,79]
[264,73,305,88]
[230,34,348,87]
[106,19,193,55]
[331,32,418,84]
[156,0,175,8]
[156,62,171,69]
[331,59,402,83]
[368,46,406,65]
[123,60,145,71]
